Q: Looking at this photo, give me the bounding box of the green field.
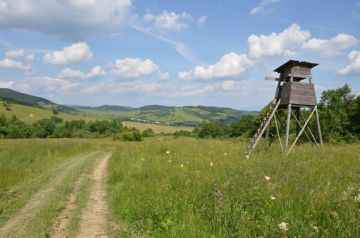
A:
[0,102,97,123]
[0,138,359,237]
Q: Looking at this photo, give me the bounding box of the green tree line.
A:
[195,85,360,142]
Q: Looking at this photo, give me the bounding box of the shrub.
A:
[142,128,155,137]
[120,130,143,142]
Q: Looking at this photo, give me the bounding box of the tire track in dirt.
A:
[51,175,83,238]
[76,153,112,238]
[0,151,99,238]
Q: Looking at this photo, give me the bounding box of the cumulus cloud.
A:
[180,53,254,80]
[143,11,207,33]
[5,49,25,59]
[0,58,29,71]
[248,24,311,59]
[59,66,106,80]
[0,0,132,38]
[178,71,193,80]
[194,53,254,79]
[177,24,314,82]
[44,42,93,65]
[303,34,358,57]
[250,0,280,15]
[144,11,193,32]
[112,58,159,78]
[338,51,360,75]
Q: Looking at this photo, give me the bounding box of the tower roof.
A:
[274,60,318,73]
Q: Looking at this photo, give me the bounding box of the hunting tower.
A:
[245,60,323,159]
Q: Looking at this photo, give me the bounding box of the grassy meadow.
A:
[0,140,100,228]
[107,138,360,237]
[0,102,97,123]
[0,138,359,237]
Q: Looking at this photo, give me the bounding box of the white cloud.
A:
[178,71,193,80]
[0,0,132,38]
[189,53,254,80]
[222,80,235,90]
[5,49,25,59]
[250,0,280,15]
[248,24,311,59]
[44,42,93,65]
[112,58,159,78]
[0,58,29,71]
[159,72,170,80]
[59,65,105,80]
[88,66,106,78]
[303,34,358,57]
[0,80,15,88]
[144,11,193,32]
[338,51,360,75]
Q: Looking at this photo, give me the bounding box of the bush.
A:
[121,130,143,142]
[142,128,155,137]
[173,130,193,138]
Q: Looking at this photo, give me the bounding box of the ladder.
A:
[245,98,281,159]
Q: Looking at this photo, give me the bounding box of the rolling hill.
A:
[75,104,256,126]
[0,88,256,126]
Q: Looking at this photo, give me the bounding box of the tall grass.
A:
[108,138,360,237]
[0,139,96,225]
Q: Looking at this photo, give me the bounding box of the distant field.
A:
[0,102,100,123]
[123,121,193,134]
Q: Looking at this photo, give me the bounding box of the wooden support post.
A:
[285,104,292,151]
[274,113,284,152]
[287,106,317,155]
[315,107,323,145]
[295,108,301,138]
[248,99,281,157]
[292,113,319,147]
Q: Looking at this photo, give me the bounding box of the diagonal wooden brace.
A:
[287,106,317,155]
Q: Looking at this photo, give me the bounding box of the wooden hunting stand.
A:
[245,60,323,159]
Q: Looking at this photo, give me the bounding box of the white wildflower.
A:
[278,222,288,231]
[210,162,214,167]
[265,176,271,181]
[270,196,276,200]
[180,164,184,168]
[166,150,171,155]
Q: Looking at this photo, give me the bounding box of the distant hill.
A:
[0,88,257,126]
[0,88,76,113]
[75,104,256,126]
[0,88,54,106]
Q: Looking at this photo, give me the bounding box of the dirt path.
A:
[0,152,98,238]
[76,153,111,238]
[51,176,83,238]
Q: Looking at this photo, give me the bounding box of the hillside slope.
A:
[76,105,256,126]
[0,88,256,126]
[0,88,53,106]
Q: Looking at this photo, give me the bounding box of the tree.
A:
[318,85,354,141]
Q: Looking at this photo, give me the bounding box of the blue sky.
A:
[0,0,359,110]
